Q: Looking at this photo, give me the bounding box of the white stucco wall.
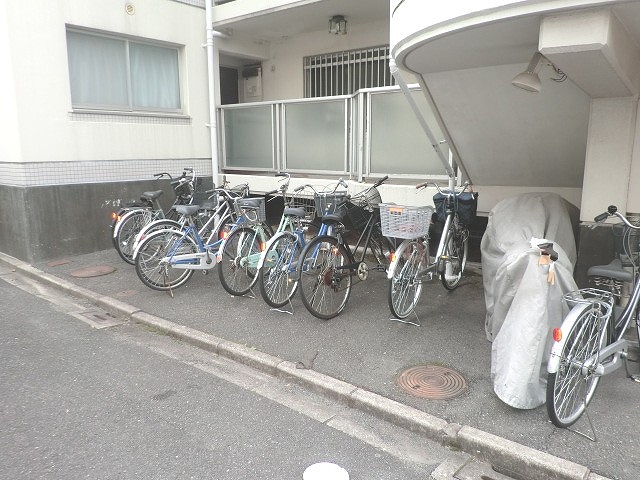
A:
[4,0,210,163]
[0,2,22,163]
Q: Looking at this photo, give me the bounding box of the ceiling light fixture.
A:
[329,15,347,35]
[511,52,567,93]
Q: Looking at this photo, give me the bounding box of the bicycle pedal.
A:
[631,374,640,383]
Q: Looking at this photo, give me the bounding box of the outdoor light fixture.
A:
[511,51,567,93]
[329,15,347,35]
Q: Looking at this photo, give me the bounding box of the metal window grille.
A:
[304,45,395,98]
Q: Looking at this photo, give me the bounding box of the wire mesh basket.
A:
[350,186,382,209]
[314,191,348,217]
[563,288,615,314]
[234,197,266,224]
[287,186,317,221]
[380,204,434,239]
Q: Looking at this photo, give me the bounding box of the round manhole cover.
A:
[397,365,468,399]
[70,265,116,278]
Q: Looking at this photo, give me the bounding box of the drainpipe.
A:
[205,1,227,186]
[389,58,455,179]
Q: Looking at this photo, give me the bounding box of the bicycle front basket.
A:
[433,191,478,226]
[380,204,433,239]
[314,192,348,217]
[234,197,266,224]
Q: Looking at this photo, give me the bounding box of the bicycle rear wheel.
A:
[298,235,352,320]
[258,232,300,308]
[218,226,264,296]
[439,222,468,290]
[115,209,154,264]
[135,229,196,291]
[388,239,426,319]
[546,302,610,428]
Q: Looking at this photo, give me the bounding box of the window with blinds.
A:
[303,45,395,98]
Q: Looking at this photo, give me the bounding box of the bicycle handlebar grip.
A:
[293,185,305,193]
[415,182,428,189]
[594,212,609,223]
[265,189,279,196]
[373,175,389,188]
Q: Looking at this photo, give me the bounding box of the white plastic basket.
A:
[380,204,433,239]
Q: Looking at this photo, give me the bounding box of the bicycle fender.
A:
[112,208,146,238]
[547,302,591,374]
[256,231,289,270]
[131,227,183,261]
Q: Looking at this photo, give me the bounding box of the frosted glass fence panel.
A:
[223,105,273,169]
[369,90,445,176]
[284,100,347,172]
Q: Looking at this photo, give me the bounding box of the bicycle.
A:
[256,175,322,309]
[384,181,477,320]
[113,168,196,264]
[132,185,247,292]
[546,205,640,429]
[216,193,275,297]
[132,181,249,254]
[296,176,394,320]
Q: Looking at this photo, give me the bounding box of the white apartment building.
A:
[2,0,640,272]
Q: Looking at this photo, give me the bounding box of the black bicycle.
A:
[296,176,394,319]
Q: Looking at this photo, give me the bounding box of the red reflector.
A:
[552,328,562,342]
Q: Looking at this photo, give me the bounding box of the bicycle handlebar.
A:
[595,205,640,229]
[415,181,471,196]
[372,175,389,188]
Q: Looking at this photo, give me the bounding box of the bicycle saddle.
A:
[174,205,200,217]
[140,190,163,201]
[320,213,343,225]
[283,207,306,217]
[588,258,634,283]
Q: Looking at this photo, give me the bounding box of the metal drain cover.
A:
[70,265,116,278]
[397,365,468,399]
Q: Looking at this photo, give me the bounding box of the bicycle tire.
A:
[388,239,426,319]
[258,232,301,308]
[439,221,468,290]
[134,229,196,291]
[546,301,610,428]
[115,209,154,264]
[369,229,393,271]
[217,226,265,296]
[298,235,352,320]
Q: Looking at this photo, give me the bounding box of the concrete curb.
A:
[0,252,611,480]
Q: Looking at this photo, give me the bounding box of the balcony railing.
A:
[218,86,451,181]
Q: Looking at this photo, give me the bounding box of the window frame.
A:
[66,26,184,115]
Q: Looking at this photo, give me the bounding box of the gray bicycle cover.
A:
[481,192,579,409]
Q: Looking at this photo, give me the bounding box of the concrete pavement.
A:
[1,248,636,480]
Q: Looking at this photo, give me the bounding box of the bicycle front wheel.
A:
[135,229,196,291]
[116,210,154,264]
[439,222,468,290]
[388,239,426,319]
[218,226,264,296]
[258,232,301,308]
[298,235,352,320]
[546,302,610,428]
